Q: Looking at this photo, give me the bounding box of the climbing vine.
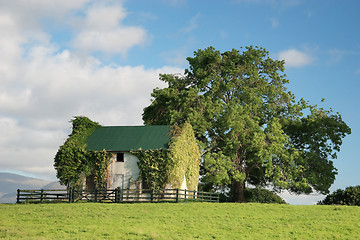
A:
[168,123,200,190]
[132,123,200,192]
[54,116,111,189]
[87,150,111,189]
[131,149,171,193]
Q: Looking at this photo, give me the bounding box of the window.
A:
[116,152,124,162]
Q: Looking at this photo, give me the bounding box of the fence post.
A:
[69,187,75,203]
[73,188,76,203]
[116,187,122,203]
[17,189,20,203]
[150,190,153,203]
[176,189,179,203]
[68,188,72,203]
[40,189,44,202]
[94,188,98,202]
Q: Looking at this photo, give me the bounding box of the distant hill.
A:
[0,172,65,203]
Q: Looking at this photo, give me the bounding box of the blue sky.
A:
[0,0,359,204]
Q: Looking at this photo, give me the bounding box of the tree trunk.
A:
[232,180,246,203]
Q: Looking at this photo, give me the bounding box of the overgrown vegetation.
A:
[318,185,360,206]
[131,149,171,192]
[55,117,200,193]
[168,123,200,190]
[1,203,360,239]
[132,123,200,192]
[54,116,111,189]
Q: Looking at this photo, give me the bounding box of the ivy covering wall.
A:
[168,123,200,190]
[131,149,171,192]
[54,116,111,189]
[132,123,200,192]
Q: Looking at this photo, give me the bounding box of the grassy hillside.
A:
[1,203,359,239]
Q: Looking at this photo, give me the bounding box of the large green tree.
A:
[143,46,351,202]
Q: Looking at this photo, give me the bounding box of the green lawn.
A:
[0,203,359,239]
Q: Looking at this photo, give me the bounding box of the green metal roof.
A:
[85,125,172,151]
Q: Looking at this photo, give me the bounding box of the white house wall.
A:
[107,152,189,191]
[180,176,187,190]
[108,152,140,189]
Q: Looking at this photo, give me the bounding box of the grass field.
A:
[0,203,359,239]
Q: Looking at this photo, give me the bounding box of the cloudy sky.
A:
[1,0,359,204]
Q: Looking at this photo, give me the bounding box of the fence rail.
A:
[16,188,219,203]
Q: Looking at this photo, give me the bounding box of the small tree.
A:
[318,186,360,206]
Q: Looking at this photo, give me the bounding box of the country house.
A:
[84,124,200,192]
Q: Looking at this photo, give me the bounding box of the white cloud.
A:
[269,17,279,29]
[0,89,32,112]
[220,30,228,40]
[0,0,90,29]
[160,0,187,7]
[84,3,127,30]
[279,190,325,205]
[234,0,300,7]
[277,48,313,67]
[0,0,182,180]
[305,9,313,18]
[70,2,147,56]
[161,48,189,66]
[180,13,201,33]
[326,49,354,65]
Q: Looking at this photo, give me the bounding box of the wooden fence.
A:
[16,189,69,203]
[16,188,219,203]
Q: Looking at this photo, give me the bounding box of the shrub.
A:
[217,187,286,203]
[244,188,286,204]
[318,185,360,206]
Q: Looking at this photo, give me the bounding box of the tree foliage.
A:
[54,116,111,189]
[318,186,360,206]
[143,46,351,202]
